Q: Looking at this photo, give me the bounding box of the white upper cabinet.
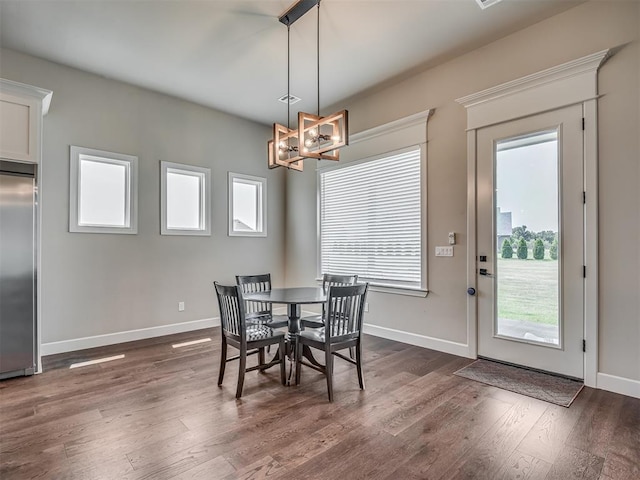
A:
[0,79,52,164]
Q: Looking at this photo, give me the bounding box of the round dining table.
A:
[243,286,326,383]
[243,287,326,333]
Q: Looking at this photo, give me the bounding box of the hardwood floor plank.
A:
[599,395,640,480]
[271,422,349,469]
[70,455,136,480]
[517,388,594,464]
[168,455,236,480]
[0,328,637,480]
[494,450,552,480]
[64,418,189,459]
[0,409,103,455]
[221,455,286,480]
[0,443,74,480]
[566,388,624,458]
[383,384,511,479]
[377,372,469,436]
[440,396,548,479]
[545,446,604,480]
[276,426,402,480]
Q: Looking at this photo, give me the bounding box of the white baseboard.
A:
[597,372,640,399]
[41,317,220,356]
[363,323,472,358]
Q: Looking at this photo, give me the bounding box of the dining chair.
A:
[295,283,368,402]
[301,273,359,329]
[236,274,289,329]
[214,282,286,399]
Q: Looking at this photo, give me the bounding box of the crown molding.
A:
[456,49,610,109]
[0,78,53,115]
[350,108,434,145]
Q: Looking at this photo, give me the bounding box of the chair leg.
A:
[258,347,265,369]
[236,346,247,399]
[325,347,334,402]
[295,336,302,385]
[279,339,287,386]
[349,346,355,360]
[356,339,365,390]
[218,338,227,386]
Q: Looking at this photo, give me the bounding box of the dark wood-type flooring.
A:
[1,328,639,479]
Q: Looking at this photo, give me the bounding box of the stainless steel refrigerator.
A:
[0,160,37,379]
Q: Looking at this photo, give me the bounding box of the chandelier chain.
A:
[287,24,291,131]
[317,0,320,117]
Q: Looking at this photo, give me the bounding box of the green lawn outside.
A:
[497,257,559,325]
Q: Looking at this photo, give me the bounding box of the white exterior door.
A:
[476,105,584,379]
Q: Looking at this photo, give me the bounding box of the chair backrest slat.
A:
[236,274,273,317]
[322,273,358,291]
[325,284,368,341]
[321,274,358,318]
[214,282,246,340]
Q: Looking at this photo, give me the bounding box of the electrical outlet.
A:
[178,301,185,312]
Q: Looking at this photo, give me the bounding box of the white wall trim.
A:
[349,108,434,145]
[456,50,610,108]
[363,323,472,359]
[466,130,478,359]
[597,373,640,399]
[583,99,599,388]
[0,77,53,114]
[456,50,610,130]
[41,317,219,356]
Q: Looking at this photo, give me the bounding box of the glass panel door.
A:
[495,130,560,346]
[476,105,584,379]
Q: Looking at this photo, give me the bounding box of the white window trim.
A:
[69,145,138,234]
[160,161,211,236]
[228,172,267,237]
[317,144,428,297]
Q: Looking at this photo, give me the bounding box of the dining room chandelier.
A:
[268,0,349,171]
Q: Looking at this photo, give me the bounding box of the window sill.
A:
[314,279,428,298]
[369,285,428,297]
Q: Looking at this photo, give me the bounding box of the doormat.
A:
[454,359,583,407]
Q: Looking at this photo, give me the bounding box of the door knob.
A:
[467,287,476,296]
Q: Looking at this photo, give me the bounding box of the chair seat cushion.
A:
[299,325,359,345]
[299,327,326,342]
[301,314,324,329]
[246,324,286,341]
[246,313,289,328]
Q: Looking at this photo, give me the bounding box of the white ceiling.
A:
[0,0,583,126]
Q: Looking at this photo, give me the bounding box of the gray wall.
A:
[0,49,285,344]
[285,1,640,382]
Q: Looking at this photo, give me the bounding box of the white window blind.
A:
[320,147,422,289]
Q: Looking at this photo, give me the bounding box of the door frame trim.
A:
[457,49,610,387]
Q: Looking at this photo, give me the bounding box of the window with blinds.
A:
[319,147,423,289]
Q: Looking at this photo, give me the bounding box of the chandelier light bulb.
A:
[309,128,317,137]
[305,138,313,147]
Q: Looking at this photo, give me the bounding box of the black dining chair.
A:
[295,283,369,402]
[236,274,289,329]
[301,273,359,329]
[214,282,286,399]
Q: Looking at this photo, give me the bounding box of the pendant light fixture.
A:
[268,0,349,171]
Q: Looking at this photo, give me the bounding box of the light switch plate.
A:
[435,246,454,257]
